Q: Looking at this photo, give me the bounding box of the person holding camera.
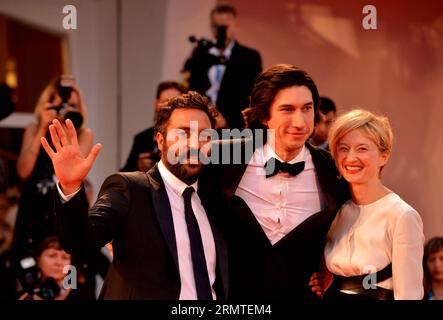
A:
[18,236,76,300]
[183,3,262,130]
[12,76,93,267]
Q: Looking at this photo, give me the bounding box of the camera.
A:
[18,256,61,300]
[189,25,228,50]
[47,76,83,129]
[215,25,227,49]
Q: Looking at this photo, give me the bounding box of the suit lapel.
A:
[198,190,229,299]
[274,144,342,247]
[221,135,257,202]
[220,134,272,245]
[218,42,239,95]
[147,164,179,271]
[306,143,338,212]
[224,140,342,247]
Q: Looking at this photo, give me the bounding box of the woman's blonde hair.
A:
[34,75,88,127]
[328,109,393,173]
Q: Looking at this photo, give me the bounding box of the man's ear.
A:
[156,132,164,152]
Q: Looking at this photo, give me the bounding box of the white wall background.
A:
[162,0,214,81]
[0,0,215,198]
[0,0,117,199]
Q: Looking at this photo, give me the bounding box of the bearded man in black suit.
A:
[41,92,228,300]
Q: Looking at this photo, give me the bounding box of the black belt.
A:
[331,263,394,300]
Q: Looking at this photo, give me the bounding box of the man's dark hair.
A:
[243,64,320,129]
[154,91,217,136]
[210,3,237,18]
[319,96,337,115]
[156,81,186,99]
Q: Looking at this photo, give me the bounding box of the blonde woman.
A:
[323,109,424,300]
[12,76,93,263]
[17,75,91,179]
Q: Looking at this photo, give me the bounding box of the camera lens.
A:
[37,277,60,300]
[64,111,83,129]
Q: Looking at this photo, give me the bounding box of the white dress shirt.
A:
[57,161,217,300]
[206,40,235,104]
[235,144,325,245]
[157,160,217,300]
[324,192,424,300]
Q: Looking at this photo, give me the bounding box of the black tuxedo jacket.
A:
[208,139,349,300]
[55,165,228,300]
[185,41,262,129]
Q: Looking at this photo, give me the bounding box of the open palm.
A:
[41,118,101,194]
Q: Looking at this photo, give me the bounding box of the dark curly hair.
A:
[154,91,217,137]
[155,81,186,99]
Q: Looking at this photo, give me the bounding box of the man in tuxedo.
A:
[214,64,349,300]
[41,92,228,299]
[183,3,262,130]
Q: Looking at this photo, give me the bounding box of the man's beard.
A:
[167,162,202,185]
[163,141,202,185]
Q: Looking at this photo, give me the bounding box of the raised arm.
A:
[17,107,55,179]
[41,118,130,254]
[40,118,101,194]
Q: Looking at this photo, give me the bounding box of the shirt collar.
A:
[262,143,307,165]
[158,160,198,197]
[208,40,235,58]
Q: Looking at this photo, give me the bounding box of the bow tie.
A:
[264,158,305,178]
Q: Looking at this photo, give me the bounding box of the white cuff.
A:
[56,182,81,203]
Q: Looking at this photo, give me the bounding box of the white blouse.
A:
[325,192,424,300]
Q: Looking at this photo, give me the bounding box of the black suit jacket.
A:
[120,127,158,172]
[209,138,349,300]
[185,41,262,129]
[55,165,228,300]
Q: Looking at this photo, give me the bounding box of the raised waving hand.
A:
[41,119,102,195]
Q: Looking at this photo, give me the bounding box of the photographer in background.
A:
[183,3,262,130]
[18,236,77,300]
[309,97,337,151]
[12,75,93,266]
